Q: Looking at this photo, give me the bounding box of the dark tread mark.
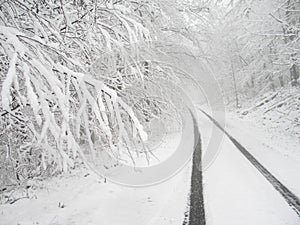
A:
[188,115,206,225]
[200,109,300,217]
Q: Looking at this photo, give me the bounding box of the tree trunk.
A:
[285,0,299,86]
[290,64,299,86]
[230,61,240,108]
[279,75,285,87]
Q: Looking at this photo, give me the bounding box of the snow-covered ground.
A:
[225,88,300,197]
[197,110,300,225]
[226,112,300,198]
[1,104,300,225]
[236,87,300,142]
[0,130,192,225]
[0,161,191,225]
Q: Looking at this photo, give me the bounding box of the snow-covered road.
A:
[1,109,300,225]
[198,110,300,225]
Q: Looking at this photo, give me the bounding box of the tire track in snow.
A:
[187,115,206,225]
[199,109,300,217]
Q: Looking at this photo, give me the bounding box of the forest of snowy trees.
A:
[0,0,299,191]
[212,0,300,107]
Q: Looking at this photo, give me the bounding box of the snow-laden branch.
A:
[0,0,157,173]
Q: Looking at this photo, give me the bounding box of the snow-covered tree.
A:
[206,0,300,107]
[0,0,164,182]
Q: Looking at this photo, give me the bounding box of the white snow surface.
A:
[1,106,300,225]
[198,108,300,225]
[0,164,191,225]
[0,132,191,225]
[226,112,300,198]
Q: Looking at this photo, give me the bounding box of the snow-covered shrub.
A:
[0,0,165,185]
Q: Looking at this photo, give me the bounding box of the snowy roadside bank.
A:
[0,131,193,225]
[0,163,192,225]
[199,87,300,199]
[225,111,300,198]
[197,109,300,225]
